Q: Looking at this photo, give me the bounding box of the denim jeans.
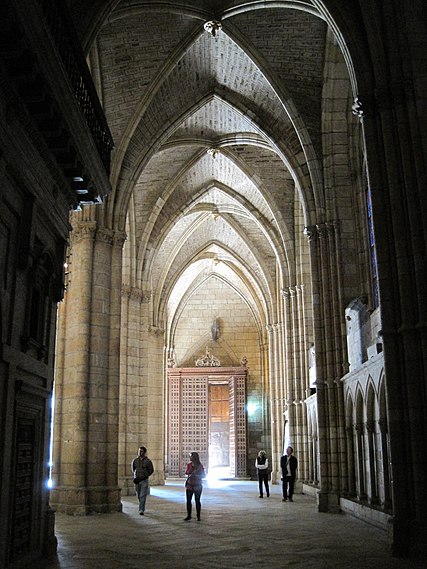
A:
[186,487,202,518]
[136,478,149,512]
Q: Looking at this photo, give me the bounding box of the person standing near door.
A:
[132,446,154,515]
[280,446,297,502]
[255,450,270,498]
[184,452,205,521]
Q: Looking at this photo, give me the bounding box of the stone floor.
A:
[42,479,425,569]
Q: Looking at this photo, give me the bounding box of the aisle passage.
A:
[44,481,424,569]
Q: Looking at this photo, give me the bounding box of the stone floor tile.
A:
[42,480,425,569]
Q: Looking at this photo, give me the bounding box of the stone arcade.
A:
[0,1,426,567]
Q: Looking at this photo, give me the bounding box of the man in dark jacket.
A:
[131,446,154,515]
[280,446,297,502]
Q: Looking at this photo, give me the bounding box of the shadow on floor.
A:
[42,480,425,569]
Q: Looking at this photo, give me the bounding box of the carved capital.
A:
[352,94,375,118]
[282,285,300,298]
[303,225,318,242]
[113,230,127,248]
[142,290,152,304]
[96,227,114,245]
[121,286,145,303]
[72,221,97,244]
[352,96,364,119]
[281,287,290,299]
[149,326,165,337]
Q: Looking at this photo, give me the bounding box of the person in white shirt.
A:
[255,450,270,498]
[280,446,298,501]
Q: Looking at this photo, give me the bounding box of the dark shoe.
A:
[289,498,293,502]
[267,493,270,497]
[184,516,191,521]
[139,511,144,515]
[259,495,263,498]
[282,498,287,502]
[197,516,201,521]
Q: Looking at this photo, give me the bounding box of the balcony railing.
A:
[38,0,114,174]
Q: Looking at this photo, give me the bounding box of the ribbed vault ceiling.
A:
[76,0,344,336]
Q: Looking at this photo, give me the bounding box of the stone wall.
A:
[171,275,268,476]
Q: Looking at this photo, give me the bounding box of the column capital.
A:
[113,229,127,247]
[281,285,299,298]
[95,227,114,245]
[121,286,151,303]
[265,324,275,335]
[303,225,318,242]
[149,325,165,337]
[71,221,97,244]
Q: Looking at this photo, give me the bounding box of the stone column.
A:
[303,225,328,510]
[318,224,340,499]
[106,230,126,491]
[355,422,366,501]
[266,324,281,483]
[119,287,165,490]
[52,220,96,514]
[51,220,122,514]
[295,285,309,482]
[378,418,392,511]
[281,288,294,451]
[146,324,165,485]
[304,222,345,512]
[260,337,271,452]
[359,51,427,552]
[118,286,145,494]
[366,420,378,505]
[344,425,356,497]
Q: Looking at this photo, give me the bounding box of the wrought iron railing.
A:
[38,0,114,174]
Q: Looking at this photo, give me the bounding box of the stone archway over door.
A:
[167,367,247,477]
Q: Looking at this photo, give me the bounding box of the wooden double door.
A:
[167,367,247,477]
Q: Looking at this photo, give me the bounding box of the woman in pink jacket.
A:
[184,452,205,521]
